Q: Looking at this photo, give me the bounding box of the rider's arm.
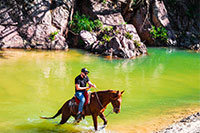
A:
[75,84,91,91]
[88,81,96,88]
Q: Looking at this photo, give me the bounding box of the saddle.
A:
[74,91,89,106]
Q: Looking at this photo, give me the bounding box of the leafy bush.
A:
[99,41,105,45]
[102,26,113,32]
[125,32,133,40]
[134,40,141,47]
[69,12,103,34]
[102,34,112,42]
[115,30,120,35]
[94,20,103,30]
[150,26,168,43]
[132,0,138,6]
[49,31,58,41]
[103,0,107,4]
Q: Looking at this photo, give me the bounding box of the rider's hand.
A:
[92,84,96,88]
[86,86,91,91]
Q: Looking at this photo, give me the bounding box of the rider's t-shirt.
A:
[75,74,89,93]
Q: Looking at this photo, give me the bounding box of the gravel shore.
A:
[157,112,200,133]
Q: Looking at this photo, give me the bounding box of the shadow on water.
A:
[0,52,6,59]
[14,121,84,133]
[0,50,15,59]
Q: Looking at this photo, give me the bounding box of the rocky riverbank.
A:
[157,112,200,133]
[0,0,199,58]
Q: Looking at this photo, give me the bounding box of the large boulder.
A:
[0,0,75,50]
[80,30,97,49]
[0,25,24,49]
[79,0,147,58]
[80,23,147,58]
[0,3,24,48]
[131,7,154,45]
[163,0,200,49]
[152,0,176,45]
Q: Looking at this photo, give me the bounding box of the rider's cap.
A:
[81,68,89,73]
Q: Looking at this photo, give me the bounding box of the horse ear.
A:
[121,90,125,95]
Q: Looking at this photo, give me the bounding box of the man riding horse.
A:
[40,68,124,131]
[75,68,96,121]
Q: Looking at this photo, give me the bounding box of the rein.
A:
[93,89,106,110]
[93,88,115,117]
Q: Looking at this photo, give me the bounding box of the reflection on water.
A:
[0,48,199,132]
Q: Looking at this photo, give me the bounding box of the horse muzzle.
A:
[113,108,120,114]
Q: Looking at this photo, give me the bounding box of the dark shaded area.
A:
[0,0,69,45]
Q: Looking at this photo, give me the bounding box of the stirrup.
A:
[74,113,82,123]
[76,113,82,121]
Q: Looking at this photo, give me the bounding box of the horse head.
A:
[110,90,124,114]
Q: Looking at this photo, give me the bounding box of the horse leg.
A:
[59,109,71,125]
[59,114,71,124]
[99,113,107,126]
[92,114,98,131]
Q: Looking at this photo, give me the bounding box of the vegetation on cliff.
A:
[0,0,199,54]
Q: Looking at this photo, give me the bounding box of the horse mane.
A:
[91,90,119,99]
[92,90,117,95]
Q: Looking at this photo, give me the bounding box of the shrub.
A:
[125,32,133,40]
[134,40,141,47]
[132,0,138,6]
[102,34,112,42]
[102,26,113,32]
[69,12,102,34]
[150,26,168,43]
[99,41,105,45]
[103,0,107,4]
[94,20,103,30]
[49,31,58,41]
[115,30,120,35]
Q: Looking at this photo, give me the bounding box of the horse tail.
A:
[40,107,62,119]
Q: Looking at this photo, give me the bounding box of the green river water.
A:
[0,48,199,132]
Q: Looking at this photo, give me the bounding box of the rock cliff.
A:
[0,0,199,58]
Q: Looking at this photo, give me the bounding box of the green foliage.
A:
[99,41,105,45]
[132,0,138,6]
[102,34,112,42]
[103,0,107,4]
[115,30,120,35]
[150,26,168,43]
[49,31,58,41]
[125,32,133,40]
[69,12,102,34]
[134,40,141,47]
[102,26,113,32]
[94,20,103,29]
[119,22,127,25]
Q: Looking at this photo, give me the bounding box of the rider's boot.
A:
[76,112,82,122]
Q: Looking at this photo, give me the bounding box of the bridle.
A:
[110,96,121,113]
[94,89,121,115]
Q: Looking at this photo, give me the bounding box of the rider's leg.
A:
[75,91,85,120]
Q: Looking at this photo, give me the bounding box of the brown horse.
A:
[40,90,124,130]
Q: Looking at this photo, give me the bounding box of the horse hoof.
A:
[73,119,81,124]
[100,125,107,130]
